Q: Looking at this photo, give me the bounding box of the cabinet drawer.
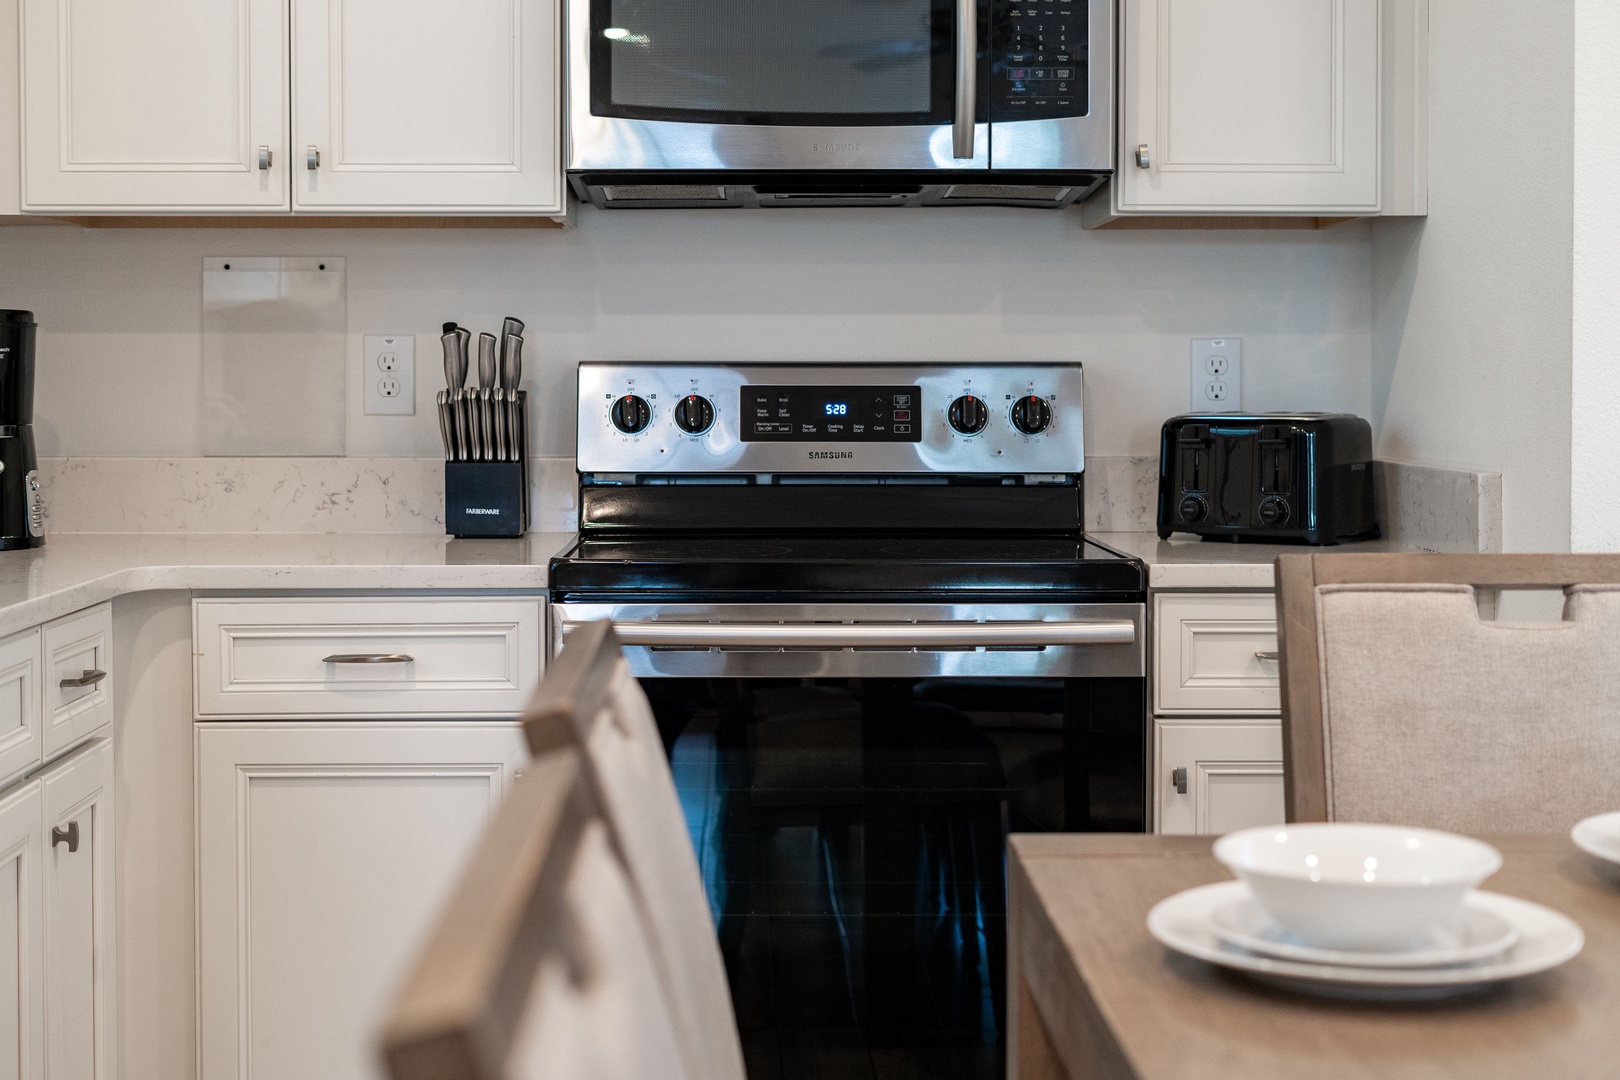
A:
[194,597,543,719]
[43,604,113,757]
[0,626,42,792]
[1156,720,1284,836]
[1154,592,1280,715]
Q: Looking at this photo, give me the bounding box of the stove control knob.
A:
[1179,495,1208,523]
[610,394,651,434]
[948,395,988,435]
[1258,495,1291,526]
[673,394,715,435]
[1011,395,1052,435]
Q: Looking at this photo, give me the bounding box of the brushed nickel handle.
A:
[597,621,1137,649]
[60,669,106,688]
[952,0,977,158]
[321,653,414,664]
[257,145,272,170]
[1255,651,1280,662]
[1172,766,1188,795]
[52,821,79,852]
[1135,143,1151,169]
[307,145,321,171]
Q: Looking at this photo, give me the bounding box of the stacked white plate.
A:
[1149,881,1583,1000]
[1148,824,1584,1000]
[1572,811,1620,867]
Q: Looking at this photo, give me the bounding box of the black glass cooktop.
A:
[547,533,1145,602]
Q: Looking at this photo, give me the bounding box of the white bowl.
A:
[1212,824,1503,951]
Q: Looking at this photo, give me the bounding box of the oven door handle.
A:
[953,0,977,158]
[578,620,1137,649]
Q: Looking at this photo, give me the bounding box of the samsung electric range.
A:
[549,362,1146,1080]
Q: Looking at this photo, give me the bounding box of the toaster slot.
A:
[1177,424,1210,492]
[1259,425,1293,495]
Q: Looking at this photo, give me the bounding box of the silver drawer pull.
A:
[321,653,415,664]
[52,821,79,852]
[604,620,1137,649]
[1172,766,1188,795]
[60,669,107,688]
[1254,650,1280,662]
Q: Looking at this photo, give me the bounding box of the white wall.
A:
[1370,0,1575,553]
[1573,0,1620,551]
[0,210,1372,461]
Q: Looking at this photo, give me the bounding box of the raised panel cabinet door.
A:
[20,0,288,212]
[291,0,562,213]
[1154,592,1281,715]
[1118,0,1380,212]
[0,778,45,1080]
[196,721,528,1080]
[39,738,114,1080]
[1155,720,1284,835]
[0,628,42,791]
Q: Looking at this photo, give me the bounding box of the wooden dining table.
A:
[1008,834,1620,1080]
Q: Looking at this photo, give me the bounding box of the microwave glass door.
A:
[592,0,955,126]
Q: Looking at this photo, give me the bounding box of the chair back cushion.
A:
[1316,583,1620,832]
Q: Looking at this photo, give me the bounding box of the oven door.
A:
[551,602,1145,1067]
[570,0,1114,174]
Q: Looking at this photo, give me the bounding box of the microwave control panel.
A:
[993,0,1090,121]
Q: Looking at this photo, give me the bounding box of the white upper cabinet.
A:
[291,0,562,214]
[20,0,290,212]
[1116,0,1383,214]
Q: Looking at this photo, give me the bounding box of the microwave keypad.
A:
[994,0,1088,121]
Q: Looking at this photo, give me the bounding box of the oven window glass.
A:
[646,675,1143,1078]
[594,0,955,126]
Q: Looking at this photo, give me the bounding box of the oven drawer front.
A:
[552,602,1144,678]
[194,597,544,718]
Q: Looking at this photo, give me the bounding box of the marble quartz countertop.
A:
[0,532,577,638]
[1092,531,1434,590]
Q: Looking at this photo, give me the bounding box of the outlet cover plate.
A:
[1191,338,1242,412]
[363,334,415,415]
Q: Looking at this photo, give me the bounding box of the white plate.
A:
[1208,884,1518,968]
[1571,812,1620,866]
[1149,881,1583,1000]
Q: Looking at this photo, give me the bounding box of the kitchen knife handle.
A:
[952,0,976,158]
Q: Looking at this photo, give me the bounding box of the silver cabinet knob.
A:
[52,821,79,852]
[1135,144,1151,169]
[1172,766,1188,795]
[307,146,321,171]
[1255,651,1280,662]
[257,145,273,171]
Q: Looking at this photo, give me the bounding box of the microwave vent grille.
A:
[941,184,1073,203]
[603,185,728,203]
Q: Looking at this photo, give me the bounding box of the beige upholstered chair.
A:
[379,620,743,1080]
[1276,553,1620,833]
[378,746,693,1080]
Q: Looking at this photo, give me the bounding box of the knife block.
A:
[445,461,526,537]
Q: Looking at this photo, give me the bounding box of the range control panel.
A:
[993,0,1090,121]
[576,362,1085,475]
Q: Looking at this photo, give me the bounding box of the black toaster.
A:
[1157,413,1378,544]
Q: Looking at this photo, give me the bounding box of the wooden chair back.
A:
[378,746,692,1080]
[1276,553,1620,829]
[521,620,746,1080]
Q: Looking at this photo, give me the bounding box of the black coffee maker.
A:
[0,311,42,549]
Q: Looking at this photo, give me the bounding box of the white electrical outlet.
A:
[1190,338,1242,412]
[363,335,415,416]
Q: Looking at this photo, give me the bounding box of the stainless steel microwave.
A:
[566,0,1115,209]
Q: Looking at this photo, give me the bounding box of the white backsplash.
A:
[39,457,578,534]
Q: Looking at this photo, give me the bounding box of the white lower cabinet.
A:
[40,737,115,1080]
[1156,721,1285,836]
[0,777,44,1080]
[196,721,528,1080]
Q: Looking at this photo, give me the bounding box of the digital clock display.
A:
[824,402,848,416]
[741,384,922,443]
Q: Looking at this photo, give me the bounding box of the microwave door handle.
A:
[953,0,977,158]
